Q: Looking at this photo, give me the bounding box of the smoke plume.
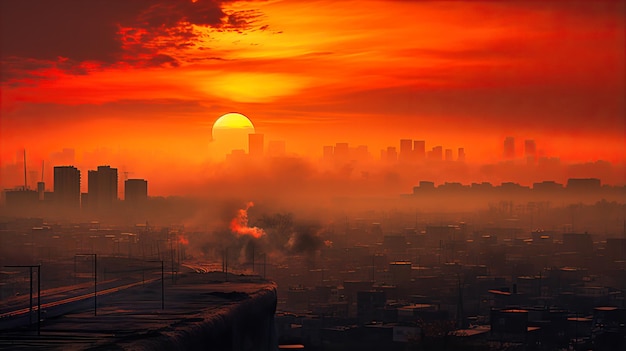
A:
[230,202,266,238]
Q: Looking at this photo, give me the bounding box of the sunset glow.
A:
[0,0,624,196]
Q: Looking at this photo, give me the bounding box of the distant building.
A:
[430,146,442,161]
[248,133,264,158]
[335,143,349,161]
[4,189,38,210]
[413,140,425,159]
[538,157,560,168]
[524,139,536,164]
[323,145,334,161]
[53,166,81,208]
[415,180,435,192]
[458,148,466,162]
[533,180,563,193]
[566,178,601,192]
[386,147,397,162]
[87,165,118,211]
[562,233,593,254]
[357,290,386,323]
[605,238,626,261]
[504,137,515,159]
[445,148,453,161]
[399,139,413,163]
[125,179,148,204]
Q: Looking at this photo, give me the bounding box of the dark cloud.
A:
[0,0,251,81]
[1,1,145,62]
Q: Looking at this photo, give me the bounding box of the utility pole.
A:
[5,265,41,335]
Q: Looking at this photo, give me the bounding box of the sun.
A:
[210,113,255,157]
[212,112,255,139]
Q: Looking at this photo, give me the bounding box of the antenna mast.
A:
[41,161,45,182]
[23,149,27,190]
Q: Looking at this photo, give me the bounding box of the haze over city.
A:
[1,0,624,196]
[0,1,625,350]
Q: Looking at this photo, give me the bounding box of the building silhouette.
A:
[248,133,264,159]
[413,140,425,159]
[399,139,413,163]
[445,148,453,161]
[334,143,349,161]
[53,166,81,208]
[524,139,537,164]
[125,179,148,205]
[386,146,398,162]
[429,146,443,161]
[458,148,466,162]
[504,137,515,159]
[567,178,601,192]
[323,145,334,161]
[87,165,118,211]
[4,189,38,210]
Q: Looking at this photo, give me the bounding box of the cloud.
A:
[0,0,256,81]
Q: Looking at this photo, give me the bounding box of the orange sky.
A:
[1,0,625,193]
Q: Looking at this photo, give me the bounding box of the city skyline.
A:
[1,1,624,177]
[1,2,625,349]
[1,132,624,197]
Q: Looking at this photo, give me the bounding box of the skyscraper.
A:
[125,179,148,205]
[445,149,453,161]
[504,137,515,159]
[458,148,466,162]
[386,146,398,162]
[323,145,334,161]
[524,140,536,156]
[413,140,426,159]
[430,146,443,161]
[88,165,118,211]
[334,142,349,161]
[399,139,413,163]
[53,166,80,208]
[248,133,264,159]
[524,139,536,164]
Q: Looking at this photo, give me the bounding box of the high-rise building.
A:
[125,179,148,204]
[53,166,81,208]
[524,140,536,156]
[386,146,398,162]
[504,137,515,159]
[334,142,349,161]
[399,139,413,163]
[323,145,334,161]
[445,149,453,161]
[413,140,426,159]
[524,139,536,164]
[458,148,466,162]
[248,133,264,159]
[430,146,443,161]
[88,165,118,211]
